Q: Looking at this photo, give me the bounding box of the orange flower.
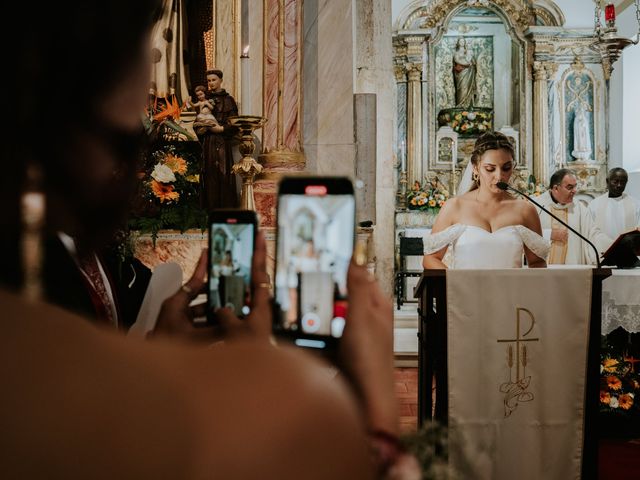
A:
[602,358,619,373]
[153,95,182,122]
[600,391,611,404]
[164,154,188,174]
[606,375,622,391]
[619,393,634,410]
[151,180,179,203]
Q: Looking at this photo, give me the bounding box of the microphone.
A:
[496,181,601,268]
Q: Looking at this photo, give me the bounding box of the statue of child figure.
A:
[187,85,220,129]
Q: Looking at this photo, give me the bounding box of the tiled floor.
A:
[394,367,418,433]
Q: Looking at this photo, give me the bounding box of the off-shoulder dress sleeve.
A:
[513,225,550,260]
[423,224,466,255]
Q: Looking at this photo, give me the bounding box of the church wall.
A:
[552,0,593,29]
[609,3,640,200]
[355,0,396,296]
[302,0,356,178]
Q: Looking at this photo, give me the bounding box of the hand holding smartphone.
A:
[207,209,257,324]
[273,176,355,351]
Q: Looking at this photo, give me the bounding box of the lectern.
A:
[415,268,611,479]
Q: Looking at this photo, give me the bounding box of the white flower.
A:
[610,396,619,408]
[467,112,477,121]
[151,163,176,183]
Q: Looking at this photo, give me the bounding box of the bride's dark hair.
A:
[468,131,515,191]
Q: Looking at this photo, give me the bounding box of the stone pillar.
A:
[406,63,423,186]
[394,62,408,210]
[255,0,304,227]
[532,61,550,185]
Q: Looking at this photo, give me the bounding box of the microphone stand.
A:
[496,182,601,268]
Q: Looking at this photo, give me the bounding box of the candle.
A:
[605,3,616,27]
[400,140,406,171]
[240,45,251,115]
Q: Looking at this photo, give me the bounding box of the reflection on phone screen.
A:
[209,223,254,317]
[275,194,355,338]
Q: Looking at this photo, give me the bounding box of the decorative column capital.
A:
[407,63,422,82]
[544,61,558,79]
[394,64,407,82]
[533,61,548,81]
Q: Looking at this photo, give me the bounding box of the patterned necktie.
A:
[76,250,117,326]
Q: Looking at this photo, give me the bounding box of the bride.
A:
[422,131,549,269]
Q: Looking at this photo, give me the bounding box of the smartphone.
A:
[207,209,257,324]
[273,176,355,351]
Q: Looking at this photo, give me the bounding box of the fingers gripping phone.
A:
[207,209,257,324]
[273,177,355,351]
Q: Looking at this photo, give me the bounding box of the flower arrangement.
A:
[600,353,639,415]
[526,175,547,197]
[128,143,207,238]
[143,94,197,143]
[437,107,493,136]
[407,178,450,213]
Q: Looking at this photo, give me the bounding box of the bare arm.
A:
[422,198,457,269]
[521,202,547,268]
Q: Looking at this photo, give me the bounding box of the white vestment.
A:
[588,193,640,245]
[536,191,612,265]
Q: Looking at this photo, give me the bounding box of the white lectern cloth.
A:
[446,269,592,479]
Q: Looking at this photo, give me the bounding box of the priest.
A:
[536,169,612,265]
[588,167,640,246]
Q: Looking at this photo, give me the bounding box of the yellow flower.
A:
[619,393,634,410]
[164,153,188,175]
[151,180,180,203]
[602,358,619,373]
[185,174,200,183]
[606,375,622,391]
[428,199,436,207]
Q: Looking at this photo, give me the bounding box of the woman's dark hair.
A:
[1,0,163,289]
[468,131,515,191]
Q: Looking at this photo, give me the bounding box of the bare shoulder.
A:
[431,196,460,233]
[517,199,542,233]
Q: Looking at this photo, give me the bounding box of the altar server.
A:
[589,168,640,245]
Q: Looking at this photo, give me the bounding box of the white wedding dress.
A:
[423,224,550,269]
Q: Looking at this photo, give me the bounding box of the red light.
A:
[605,4,616,23]
[227,218,238,224]
[304,185,328,196]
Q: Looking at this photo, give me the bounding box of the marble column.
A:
[215,0,241,99]
[255,0,304,228]
[533,61,550,185]
[407,63,423,187]
[395,63,408,210]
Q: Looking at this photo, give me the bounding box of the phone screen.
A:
[208,215,255,320]
[274,184,355,343]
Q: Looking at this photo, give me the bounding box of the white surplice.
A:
[536,191,612,265]
[588,193,640,244]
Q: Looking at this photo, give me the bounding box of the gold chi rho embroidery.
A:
[497,307,539,418]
